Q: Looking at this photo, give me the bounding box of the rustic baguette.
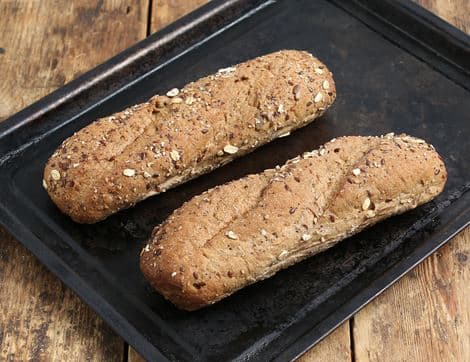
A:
[42,50,336,223]
[140,134,447,311]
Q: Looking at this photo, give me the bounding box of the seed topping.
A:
[293,85,301,100]
[123,168,136,177]
[170,150,180,161]
[223,144,239,154]
[226,230,238,240]
[302,234,312,241]
[171,97,183,104]
[366,210,376,218]
[166,88,179,97]
[218,66,236,74]
[50,169,61,181]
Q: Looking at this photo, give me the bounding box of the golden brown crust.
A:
[43,50,336,223]
[140,134,447,311]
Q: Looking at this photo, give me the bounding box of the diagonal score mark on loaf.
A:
[145,135,447,309]
[156,137,376,252]
[195,137,379,276]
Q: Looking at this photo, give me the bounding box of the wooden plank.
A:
[413,0,470,33]
[150,0,209,31]
[0,1,148,360]
[128,346,146,362]
[0,0,148,121]
[0,228,123,361]
[299,322,351,362]
[353,228,470,362]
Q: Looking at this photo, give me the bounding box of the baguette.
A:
[43,50,336,223]
[140,134,447,311]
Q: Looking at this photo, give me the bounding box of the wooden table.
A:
[0,1,468,361]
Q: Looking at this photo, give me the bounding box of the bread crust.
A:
[140,134,447,311]
[43,50,336,223]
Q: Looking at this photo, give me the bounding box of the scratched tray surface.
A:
[0,0,469,361]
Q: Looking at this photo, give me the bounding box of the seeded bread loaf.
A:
[140,134,447,311]
[43,50,336,223]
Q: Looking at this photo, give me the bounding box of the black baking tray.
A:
[0,0,469,360]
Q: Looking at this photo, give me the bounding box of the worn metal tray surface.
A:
[0,0,469,360]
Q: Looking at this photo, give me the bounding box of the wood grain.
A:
[299,322,351,362]
[413,0,470,33]
[0,0,147,121]
[353,228,470,362]
[0,1,148,361]
[128,346,145,362]
[150,0,209,31]
[0,228,123,361]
